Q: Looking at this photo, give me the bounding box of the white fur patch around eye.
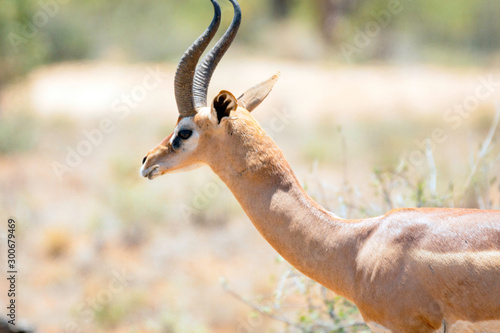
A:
[171,117,200,152]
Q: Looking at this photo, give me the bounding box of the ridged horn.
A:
[174,0,221,117]
[193,0,242,109]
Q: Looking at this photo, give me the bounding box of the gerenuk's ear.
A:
[212,90,238,123]
[237,72,280,112]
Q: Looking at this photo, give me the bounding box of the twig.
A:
[222,279,307,332]
[462,105,500,193]
[340,128,354,218]
[321,286,338,322]
[222,278,369,333]
[274,268,292,309]
[425,139,438,198]
[374,171,394,210]
[333,321,370,331]
[474,184,486,209]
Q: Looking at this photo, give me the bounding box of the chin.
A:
[169,163,204,174]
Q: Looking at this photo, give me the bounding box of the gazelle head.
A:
[141,0,279,180]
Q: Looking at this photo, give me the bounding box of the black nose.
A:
[142,156,147,165]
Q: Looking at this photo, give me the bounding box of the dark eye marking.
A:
[178,129,193,140]
[172,136,181,149]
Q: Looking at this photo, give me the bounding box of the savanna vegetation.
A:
[1,0,499,332]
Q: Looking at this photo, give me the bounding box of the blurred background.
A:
[1,0,500,332]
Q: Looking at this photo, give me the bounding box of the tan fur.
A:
[142,90,500,332]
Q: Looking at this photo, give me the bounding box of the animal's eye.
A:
[178,129,193,140]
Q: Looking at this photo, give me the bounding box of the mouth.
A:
[141,165,160,180]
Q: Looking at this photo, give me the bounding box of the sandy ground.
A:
[3,59,500,121]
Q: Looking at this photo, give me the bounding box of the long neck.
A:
[207,116,376,300]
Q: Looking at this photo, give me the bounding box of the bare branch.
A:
[462,105,500,193]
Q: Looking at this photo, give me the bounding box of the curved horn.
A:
[193,0,242,109]
[174,0,221,117]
